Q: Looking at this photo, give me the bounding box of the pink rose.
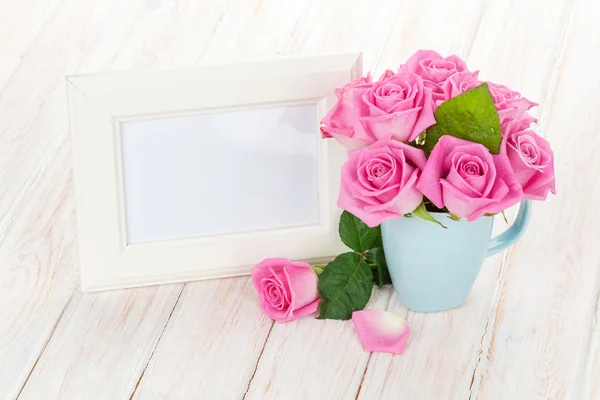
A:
[440,71,482,105]
[417,136,523,221]
[442,73,537,123]
[501,119,556,200]
[360,72,436,142]
[321,72,436,148]
[378,69,396,81]
[251,258,320,323]
[400,50,472,102]
[338,138,427,227]
[488,82,537,123]
[320,74,375,149]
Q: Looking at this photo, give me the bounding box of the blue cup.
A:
[381,200,531,312]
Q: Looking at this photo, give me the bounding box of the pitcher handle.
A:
[486,200,532,257]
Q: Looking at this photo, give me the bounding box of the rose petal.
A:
[408,86,436,141]
[286,299,320,320]
[352,310,411,354]
[401,49,444,74]
[283,264,319,310]
[440,179,494,219]
[360,108,420,143]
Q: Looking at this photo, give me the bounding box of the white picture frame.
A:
[67,53,362,292]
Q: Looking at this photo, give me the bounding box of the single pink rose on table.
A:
[251,258,320,323]
[501,119,556,200]
[338,138,427,227]
[400,50,473,102]
[417,136,523,221]
[321,72,436,148]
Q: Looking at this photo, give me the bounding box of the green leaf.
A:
[425,82,501,154]
[448,213,461,221]
[317,252,373,320]
[339,211,381,253]
[484,211,509,224]
[412,201,447,228]
[366,248,392,287]
[312,265,326,277]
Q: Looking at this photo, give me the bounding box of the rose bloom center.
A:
[263,280,288,310]
[429,59,455,75]
[366,160,392,181]
[461,160,483,176]
[376,83,406,98]
[520,142,540,163]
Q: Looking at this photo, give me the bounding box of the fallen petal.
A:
[352,310,411,354]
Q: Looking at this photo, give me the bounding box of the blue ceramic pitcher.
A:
[381,200,531,312]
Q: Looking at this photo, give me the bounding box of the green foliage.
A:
[317,253,373,320]
[425,82,501,154]
[339,211,381,253]
[316,212,394,320]
[365,247,392,287]
[311,265,326,277]
[412,201,447,229]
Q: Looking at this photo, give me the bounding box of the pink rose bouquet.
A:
[250,50,555,356]
[323,49,555,226]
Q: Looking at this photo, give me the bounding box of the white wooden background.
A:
[0,0,598,398]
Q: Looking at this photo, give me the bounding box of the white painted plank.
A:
[467,0,573,120]
[358,258,505,399]
[245,288,392,400]
[0,0,145,237]
[1,1,594,399]
[583,295,600,399]
[359,0,572,398]
[0,0,65,91]
[374,0,488,72]
[0,0,232,396]
[18,285,183,400]
[470,0,600,397]
[133,278,272,399]
[0,144,77,399]
[0,0,163,396]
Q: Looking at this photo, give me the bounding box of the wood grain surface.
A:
[1,0,597,398]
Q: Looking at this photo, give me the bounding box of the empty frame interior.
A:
[119,104,320,244]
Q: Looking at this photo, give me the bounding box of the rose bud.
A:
[251,258,320,323]
[501,119,556,200]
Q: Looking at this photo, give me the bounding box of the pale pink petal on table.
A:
[352,310,411,354]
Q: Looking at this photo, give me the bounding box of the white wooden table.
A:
[0,0,598,398]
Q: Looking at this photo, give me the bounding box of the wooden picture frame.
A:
[67,53,362,292]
